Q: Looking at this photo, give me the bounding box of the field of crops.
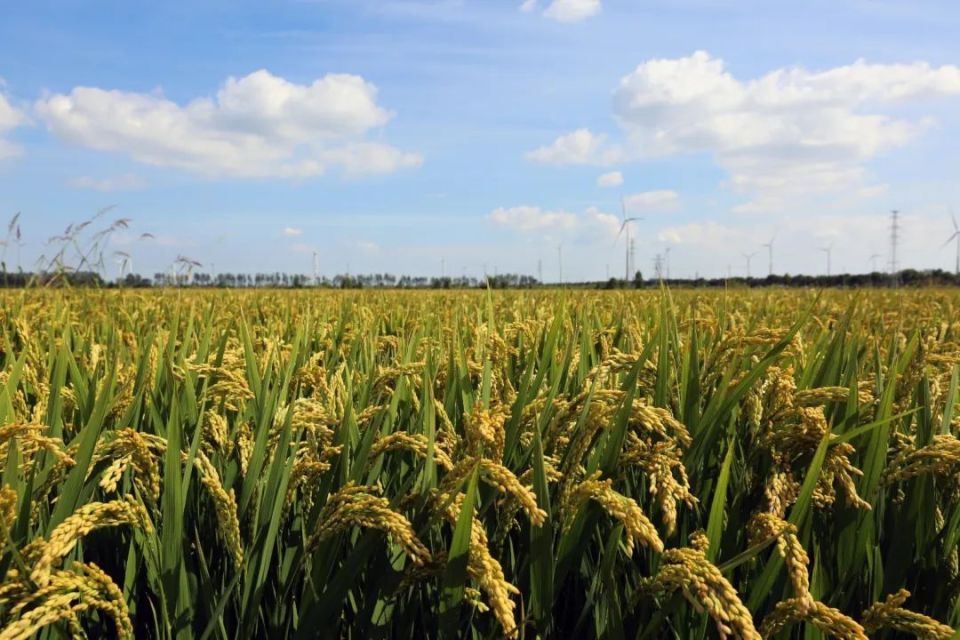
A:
[2,288,960,639]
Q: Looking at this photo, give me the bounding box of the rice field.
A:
[2,287,960,639]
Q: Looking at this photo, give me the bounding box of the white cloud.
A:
[0,88,25,161]
[597,170,623,188]
[519,0,537,12]
[282,226,303,237]
[490,205,622,244]
[624,190,680,213]
[490,205,578,233]
[67,174,147,192]
[526,128,622,165]
[35,70,422,178]
[543,0,601,22]
[583,206,620,239]
[532,52,960,212]
[658,220,754,247]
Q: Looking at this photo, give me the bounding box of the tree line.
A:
[3,268,960,289]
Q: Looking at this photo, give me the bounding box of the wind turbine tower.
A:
[890,209,900,275]
[617,197,643,283]
[558,243,563,285]
[762,236,775,276]
[943,208,960,276]
[742,251,757,278]
[819,244,833,276]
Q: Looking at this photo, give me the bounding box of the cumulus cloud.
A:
[0,88,25,161]
[597,170,623,188]
[490,204,621,243]
[490,205,578,233]
[624,190,679,213]
[530,52,960,212]
[583,206,620,239]
[519,0,537,12]
[282,226,303,237]
[67,174,147,191]
[658,220,754,247]
[543,0,601,22]
[35,70,422,178]
[526,128,622,165]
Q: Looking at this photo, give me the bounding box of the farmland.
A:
[1,287,960,638]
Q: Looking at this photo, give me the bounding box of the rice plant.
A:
[1,287,959,638]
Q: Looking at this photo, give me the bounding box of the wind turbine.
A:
[762,235,775,276]
[557,243,563,285]
[742,251,757,278]
[617,197,643,282]
[943,207,960,276]
[819,244,833,276]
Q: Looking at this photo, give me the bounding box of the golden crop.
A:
[0,287,958,638]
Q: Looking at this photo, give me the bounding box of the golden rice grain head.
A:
[651,534,760,640]
[747,513,809,596]
[0,485,16,550]
[761,597,867,640]
[190,452,244,569]
[478,459,546,526]
[861,589,954,639]
[311,483,430,566]
[31,496,152,587]
[563,471,664,555]
[439,492,520,638]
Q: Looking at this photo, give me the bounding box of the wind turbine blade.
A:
[942,233,959,248]
[614,221,627,244]
[621,197,627,222]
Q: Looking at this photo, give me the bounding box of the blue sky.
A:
[1,0,960,281]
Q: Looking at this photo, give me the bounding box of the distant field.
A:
[1,288,959,638]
